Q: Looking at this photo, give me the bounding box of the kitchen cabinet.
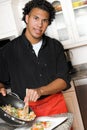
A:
[0,0,17,39]
[0,0,28,40]
[63,81,84,130]
[11,0,29,36]
[46,0,87,49]
[75,84,87,130]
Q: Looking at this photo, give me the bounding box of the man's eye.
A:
[34,16,38,20]
[43,19,49,23]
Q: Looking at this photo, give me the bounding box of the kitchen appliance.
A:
[64,49,76,74]
[0,92,35,127]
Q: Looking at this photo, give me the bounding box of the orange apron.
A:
[29,92,68,117]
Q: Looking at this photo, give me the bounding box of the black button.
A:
[40,74,42,77]
[44,64,47,66]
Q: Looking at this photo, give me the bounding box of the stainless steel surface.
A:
[0,123,14,130]
[71,63,87,80]
[73,63,87,72]
[0,118,15,130]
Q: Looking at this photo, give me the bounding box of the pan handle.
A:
[8,92,20,99]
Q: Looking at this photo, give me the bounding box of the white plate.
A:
[34,116,68,130]
[15,116,68,130]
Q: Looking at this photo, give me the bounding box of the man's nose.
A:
[38,20,43,27]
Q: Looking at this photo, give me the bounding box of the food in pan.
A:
[1,104,36,121]
[31,121,51,130]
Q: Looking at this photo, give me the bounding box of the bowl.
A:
[52,1,62,12]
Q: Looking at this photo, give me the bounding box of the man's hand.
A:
[0,83,6,96]
[24,88,41,103]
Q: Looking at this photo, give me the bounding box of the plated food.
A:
[1,104,36,121]
[31,121,51,130]
[30,116,68,130]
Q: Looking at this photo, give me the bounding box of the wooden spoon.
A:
[23,88,29,114]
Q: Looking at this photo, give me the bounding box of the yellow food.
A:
[31,123,44,130]
[31,121,51,130]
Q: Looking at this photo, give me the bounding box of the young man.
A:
[0,0,71,116]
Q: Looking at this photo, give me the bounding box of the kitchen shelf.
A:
[73,4,87,10]
[46,0,87,49]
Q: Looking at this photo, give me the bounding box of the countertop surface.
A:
[71,69,87,80]
[70,63,87,81]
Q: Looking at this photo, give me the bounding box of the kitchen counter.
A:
[71,69,87,80]
[71,63,87,81]
[0,113,73,130]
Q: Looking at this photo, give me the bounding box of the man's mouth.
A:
[34,28,42,34]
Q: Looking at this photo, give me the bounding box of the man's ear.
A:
[25,15,29,24]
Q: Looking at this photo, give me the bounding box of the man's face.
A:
[25,8,49,42]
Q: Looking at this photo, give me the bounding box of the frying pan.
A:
[0,92,35,127]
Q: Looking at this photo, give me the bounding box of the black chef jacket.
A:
[0,32,71,100]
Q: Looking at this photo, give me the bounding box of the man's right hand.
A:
[0,83,6,96]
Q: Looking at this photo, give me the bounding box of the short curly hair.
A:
[22,0,55,25]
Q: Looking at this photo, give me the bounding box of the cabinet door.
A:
[47,0,87,48]
[75,85,87,130]
[69,0,87,43]
[12,0,30,36]
[46,0,74,46]
[63,91,84,130]
[0,1,17,39]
